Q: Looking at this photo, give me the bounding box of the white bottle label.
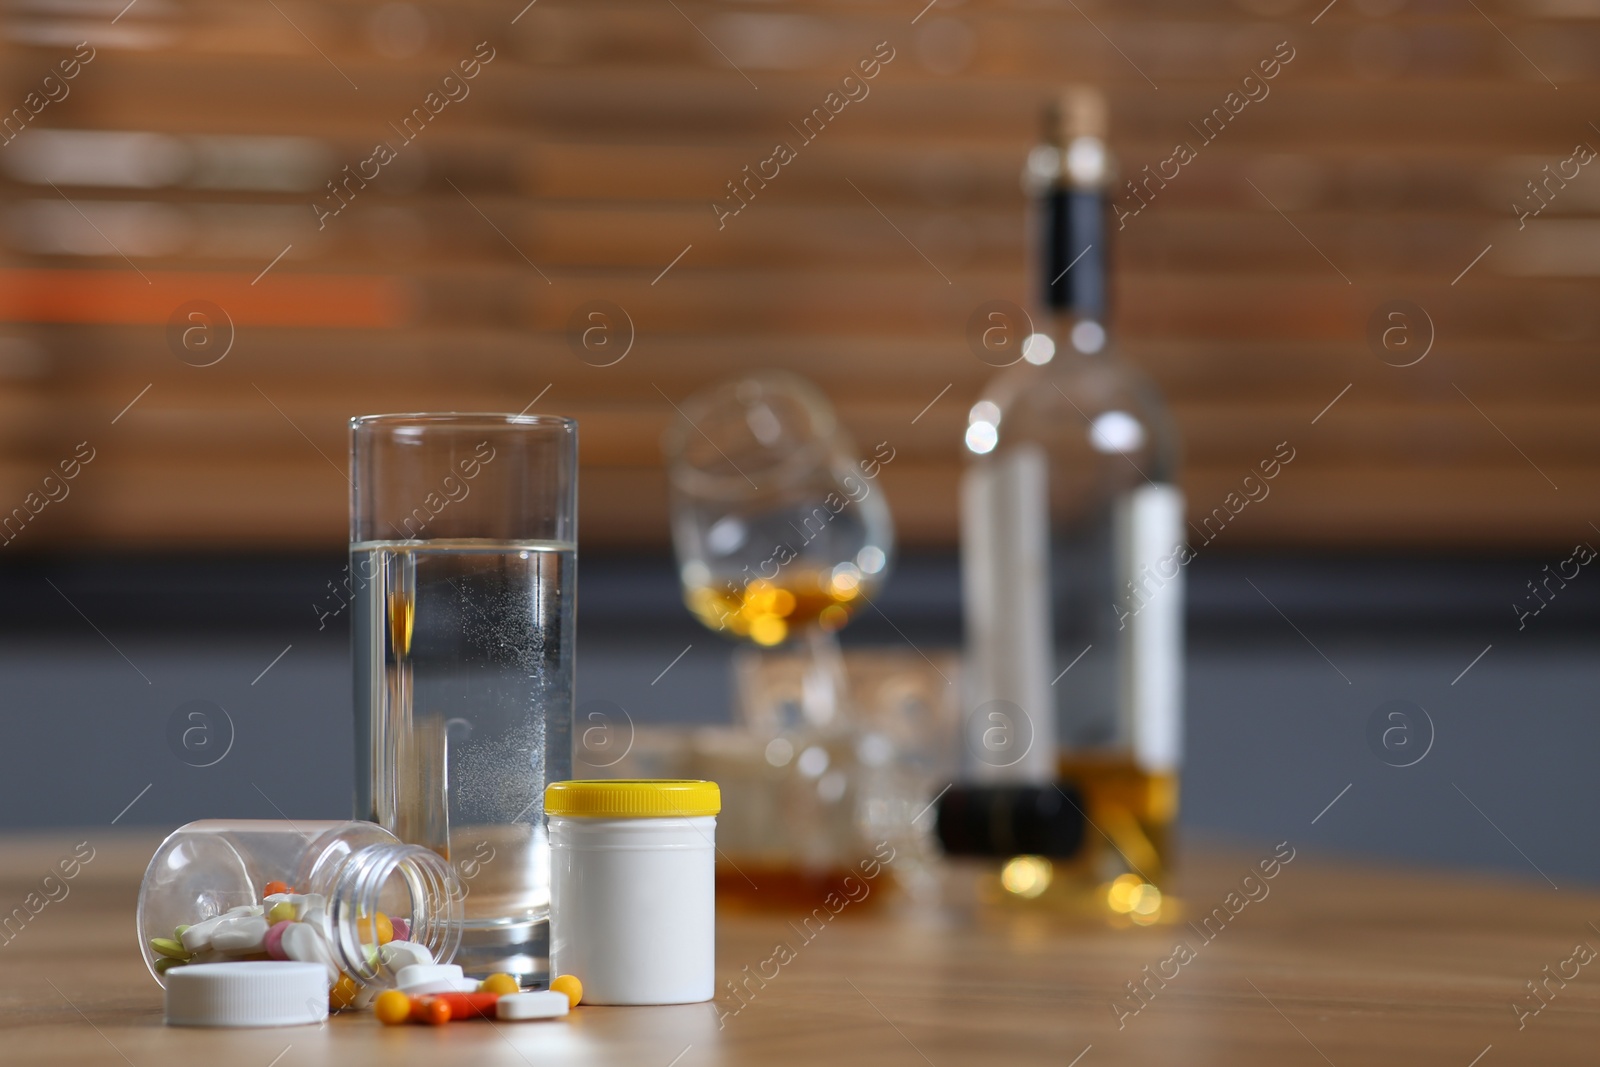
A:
[960,446,1057,783]
[1114,483,1185,773]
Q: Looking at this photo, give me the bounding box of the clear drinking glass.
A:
[350,413,576,982]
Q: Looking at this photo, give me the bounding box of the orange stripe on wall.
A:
[0,269,410,327]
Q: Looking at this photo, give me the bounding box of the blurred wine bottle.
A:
[959,88,1184,917]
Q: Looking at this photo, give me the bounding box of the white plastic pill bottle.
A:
[137,820,462,991]
[546,780,720,1005]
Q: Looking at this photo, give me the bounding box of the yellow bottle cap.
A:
[544,779,721,818]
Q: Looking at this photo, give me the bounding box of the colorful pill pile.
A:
[149,879,588,1026]
[147,880,435,1009]
[375,970,572,1026]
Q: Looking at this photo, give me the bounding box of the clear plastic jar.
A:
[137,820,461,989]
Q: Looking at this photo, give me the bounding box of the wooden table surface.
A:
[3,832,1596,1066]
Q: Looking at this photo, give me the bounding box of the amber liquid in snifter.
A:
[685,567,874,647]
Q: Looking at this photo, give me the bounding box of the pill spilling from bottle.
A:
[375,984,572,1025]
[147,880,435,1009]
[371,967,581,1024]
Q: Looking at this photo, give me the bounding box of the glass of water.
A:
[350,413,576,982]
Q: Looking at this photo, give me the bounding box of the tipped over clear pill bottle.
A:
[546,780,720,1005]
[137,820,462,990]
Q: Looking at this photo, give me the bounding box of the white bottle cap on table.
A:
[164,962,329,1028]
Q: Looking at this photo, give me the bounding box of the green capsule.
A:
[150,937,192,959]
[173,924,191,938]
[154,956,185,974]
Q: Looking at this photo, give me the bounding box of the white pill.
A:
[404,975,484,994]
[179,914,226,953]
[396,963,463,991]
[379,940,434,972]
[401,979,455,995]
[210,916,269,955]
[280,921,339,984]
[496,991,569,1021]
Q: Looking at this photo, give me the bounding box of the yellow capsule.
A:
[373,988,411,1026]
[266,901,297,925]
[478,972,520,995]
[549,973,583,1008]
[356,912,394,945]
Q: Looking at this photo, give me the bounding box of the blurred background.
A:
[1,0,1597,885]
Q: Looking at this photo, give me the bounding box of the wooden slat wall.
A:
[1,0,1597,552]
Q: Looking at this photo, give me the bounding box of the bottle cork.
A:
[1047,86,1108,145]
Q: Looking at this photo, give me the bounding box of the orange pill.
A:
[430,992,499,1020]
[262,880,290,897]
[411,996,451,1026]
